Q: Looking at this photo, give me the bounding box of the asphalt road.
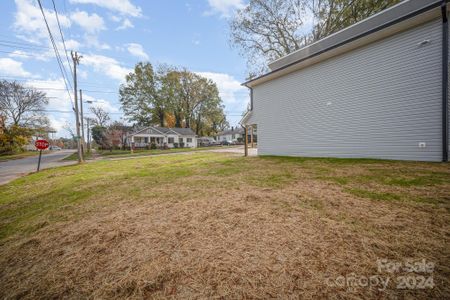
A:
[0,150,76,185]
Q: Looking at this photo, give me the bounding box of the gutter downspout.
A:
[442,0,449,162]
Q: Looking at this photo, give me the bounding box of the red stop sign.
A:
[35,139,49,150]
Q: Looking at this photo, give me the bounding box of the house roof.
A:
[243,0,444,88]
[169,127,196,136]
[129,126,196,136]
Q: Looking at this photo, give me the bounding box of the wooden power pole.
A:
[244,126,248,157]
[71,51,84,163]
[79,89,85,155]
[86,117,90,153]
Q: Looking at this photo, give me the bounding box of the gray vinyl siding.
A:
[253,19,443,161]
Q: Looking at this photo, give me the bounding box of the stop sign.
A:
[35,139,49,150]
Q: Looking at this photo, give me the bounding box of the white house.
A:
[241,0,449,162]
[126,126,197,148]
[215,127,245,143]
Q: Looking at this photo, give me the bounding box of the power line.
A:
[30,109,125,115]
[0,43,51,54]
[37,0,74,109]
[0,40,51,50]
[0,49,52,58]
[51,0,73,78]
[0,76,118,92]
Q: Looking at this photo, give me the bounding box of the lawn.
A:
[0,152,449,298]
[62,146,228,161]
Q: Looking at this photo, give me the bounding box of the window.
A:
[144,137,148,143]
[232,134,235,139]
[187,138,192,143]
[179,137,184,143]
[168,137,174,143]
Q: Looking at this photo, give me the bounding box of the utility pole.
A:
[71,51,83,163]
[79,89,85,155]
[86,117,90,153]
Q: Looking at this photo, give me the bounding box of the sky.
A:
[0,0,250,137]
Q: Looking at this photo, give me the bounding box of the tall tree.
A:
[177,70,197,129]
[159,69,183,127]
[311,0,401,40]
[191,78,223,136]
[119,62,228,135]
[119,62,170,127]
[0,125,33,154]
[0,80,49,128]
[89,106,110,127]
[230,0,400,74]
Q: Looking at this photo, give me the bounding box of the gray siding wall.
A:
[253,19,443,161]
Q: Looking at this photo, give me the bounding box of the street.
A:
[0,150,76,185]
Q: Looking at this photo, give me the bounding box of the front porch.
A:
[132,136,165,148]
[240,110,257,157]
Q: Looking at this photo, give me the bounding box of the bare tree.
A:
[0,80,49,128]
[230,0,310,74]
[230,0,400,75]
[89,106,110,127]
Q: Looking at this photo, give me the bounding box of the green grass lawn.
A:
[62,146,229,161]
[0,152,449,299]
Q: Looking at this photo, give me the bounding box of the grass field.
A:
[62,146,227,161]
[0,152,449,298]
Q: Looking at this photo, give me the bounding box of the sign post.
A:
[35,139,49,172]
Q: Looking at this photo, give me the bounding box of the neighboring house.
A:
[126,126,197,148]
[215,127,245,143]
[241,0,449,162]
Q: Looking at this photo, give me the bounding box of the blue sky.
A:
[0,0,250,137]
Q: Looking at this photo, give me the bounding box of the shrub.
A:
[150,142,157,150]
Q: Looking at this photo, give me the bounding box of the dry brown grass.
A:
[0,152,449,299]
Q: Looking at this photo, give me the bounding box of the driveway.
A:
[0,150,76,185]
[209,146,258,156]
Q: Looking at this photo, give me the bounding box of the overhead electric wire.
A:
[51,0,73,77]
[0,42,51,52]
[0,50,52,58]
[30,109,125,115]
[37,0,74,109]
[0,39,51,49]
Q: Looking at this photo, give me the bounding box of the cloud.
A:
[125,43,149,60]
[82,54,132,81]
[14,0,71,43]
[83,94,119,113]
[196,71,249,116]
[0,58,34,77]
[205,0,244,18]
[61,39,81,50]
[25,78,74,111]
[8,49,52,61]
[116,18,134,30]
[69,0,142,17]
[70,10,106,34]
